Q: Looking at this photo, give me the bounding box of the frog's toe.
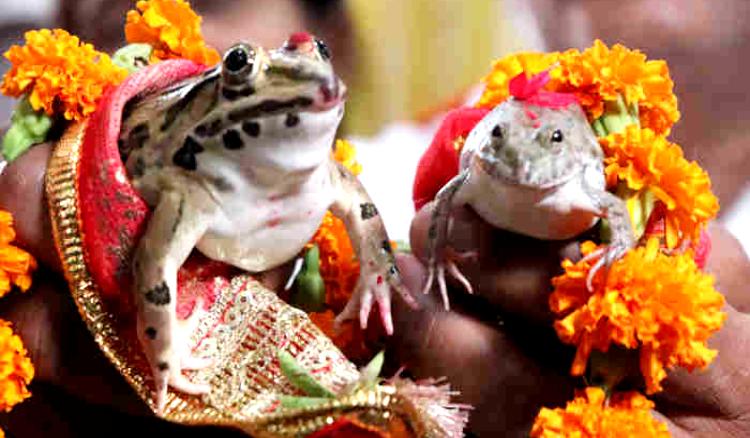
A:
[169,372,211,396]
[446,260,473,295]
[334,292,360,329]
[181,355,214,370]
[154,372,169,416]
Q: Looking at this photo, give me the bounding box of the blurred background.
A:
[0,0,748,252]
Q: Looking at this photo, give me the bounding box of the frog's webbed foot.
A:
[139,294,213,415]
[422,247,476,311]
[583,242,630,291]
[335,263,416,335]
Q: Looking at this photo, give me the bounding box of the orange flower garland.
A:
[531,387,670,438]
[0,29,127,121]
[477,52,559,108]
[125,0,221,65]
[477,40,680,135]
[0,320,34,413]
[0,211,36,298]
[600,126,719,247]
[0,211,36,437]
[550,239,725,394]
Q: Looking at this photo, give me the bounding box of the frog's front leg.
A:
[133,187,216,414]
[421,170,474,310]
[582,169,636,289]
[328,162,416,335]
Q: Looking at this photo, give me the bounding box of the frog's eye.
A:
[491,124,503,138]
[315,39,332,61]
[551,129,564,143]
[224,46,253,74]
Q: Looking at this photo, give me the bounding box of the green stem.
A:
[592,93,640,137]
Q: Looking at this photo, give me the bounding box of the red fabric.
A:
[78,60,208,301]
[509,71,580,109]
[642,202,711,269]
[412,107,489,211]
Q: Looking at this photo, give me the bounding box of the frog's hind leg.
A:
[133,187,217,414]
[421,171,474,310]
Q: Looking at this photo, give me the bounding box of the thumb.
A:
[0,143,62,273]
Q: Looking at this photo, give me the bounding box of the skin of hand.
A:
[392,200,750,437]
[2,144,750,437]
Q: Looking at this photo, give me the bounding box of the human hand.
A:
[391,200,750,437]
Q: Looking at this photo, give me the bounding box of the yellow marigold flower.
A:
[600,126,719,247]
[477,52,559,108]
[550,40,680,134]
[333,139,362,176]
[125,0,221,65]
[0,29,128,121]
[551,239,725,394]
[0,211,36,298]
[0,319,34,412]
[531,387,670,437]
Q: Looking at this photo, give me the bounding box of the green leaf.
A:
[112,43,153,73]
[359,350,385,386]
[279,395,330,409]
[290,245,326,312]
[2,96,54,161]
[2,124,33,161]
[278,350,336,398]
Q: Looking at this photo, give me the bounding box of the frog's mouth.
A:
[317,77,346,110]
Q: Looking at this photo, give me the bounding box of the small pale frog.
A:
[423,92,635,308]
[119,33,414,412]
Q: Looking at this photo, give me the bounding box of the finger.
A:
[656,306,750,427]
[705,223,750,313]
[388,253,575,435]
[0,143,62,273]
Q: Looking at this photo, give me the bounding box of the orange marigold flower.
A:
[0,319,34,412]
[600,126,719,247]
[551,239,725,394]
[0,29,127,121]
[125,0,221,65]
[0,211,36,298]
[550,40,680,133]
[333,139,362,176]
[310,212,360,312]
[477,52,559,108]
[531,387,670,437]
[309,310,372,363]
[477,41,680,136]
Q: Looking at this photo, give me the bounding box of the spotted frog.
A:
[119,33,414,413]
